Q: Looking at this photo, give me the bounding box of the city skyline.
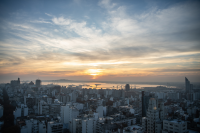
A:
[0,0,200,83]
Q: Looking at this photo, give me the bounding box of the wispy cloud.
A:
[0,0,200,82]
[30,20,52,24]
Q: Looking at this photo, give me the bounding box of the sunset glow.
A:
[0,0,200,82]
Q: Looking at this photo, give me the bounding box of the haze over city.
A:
[1,1,200,133]
[0,0,200,83]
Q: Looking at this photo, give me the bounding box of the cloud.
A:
[151,69,200,72]
[52,16,102,39]
[98,0,117,9]
[30,20,52,24]
[0,0,200,82]
[45,13,53,17]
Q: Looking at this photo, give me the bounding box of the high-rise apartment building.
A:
[125,84,130,91]
[142,91,150,117]
[36,79,41,87]
[142,98,160,133]
[185,77,193,93]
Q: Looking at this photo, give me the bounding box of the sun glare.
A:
[86,69,102,79]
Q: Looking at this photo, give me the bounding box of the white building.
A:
[60,104,79,132]
[38,100,49,115]
[72,119,82,133]
[82,118,97,133]
[21,104,28,116]
[162,119,187,133]
[96,106,103,118]
[13,107,21,119]
[38,100,61,116]
[145,98,160,133]
[60,104,70,124]
[69,91,78,102]
[142,117,147,132]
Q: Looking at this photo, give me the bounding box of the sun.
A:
[86,69,102,79]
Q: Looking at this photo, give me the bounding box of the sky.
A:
[0,0,200,83]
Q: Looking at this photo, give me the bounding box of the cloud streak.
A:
[0,0,200,82]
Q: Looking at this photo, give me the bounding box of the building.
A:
[29,81,34,85]
[72,118,98,133]
[60,104,79,132]
[96,106,103,118]
[38,100,61,116]
[168,93,179,100]
[162,119,187,133]
[0,105,3,118]
[36,79,41,87]
[113,89,125,98]
[142,91,146,117]
[13,104,28,119]
[24,95,36,110]
[142,91,150,117]
[142,98,160,133]
[47,121,63,133]
[82,118,97,133]
[125,84,130,91]
[193,92,200,100]
[142,117,147,132]
[11,78,20,87]
[185,77,193,93]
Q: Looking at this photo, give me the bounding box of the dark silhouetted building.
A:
[36,79,41,87]
[29,81,34,85]
[142,91,150,117]
[11,78,20,87]
[125,84,130,91]
[185,77,193,93]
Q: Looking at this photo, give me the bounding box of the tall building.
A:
[125,84,130,91]
[36,79,41,87]
[82,118,97,133]
[142,91,150,117]
[0,105,3,118]
[60,104,79,132]
[142,91,146,117]
[185,77,193,93]
[142,98,160,133]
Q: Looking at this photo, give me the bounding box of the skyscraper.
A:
[36,79,41,87]
[142,91,146,117]
[142,91,150,117]
[125,84,130,91]
[185,77,193,93]
[142,98,160,133]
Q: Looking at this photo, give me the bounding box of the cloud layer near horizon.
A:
[0,0,200,82]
